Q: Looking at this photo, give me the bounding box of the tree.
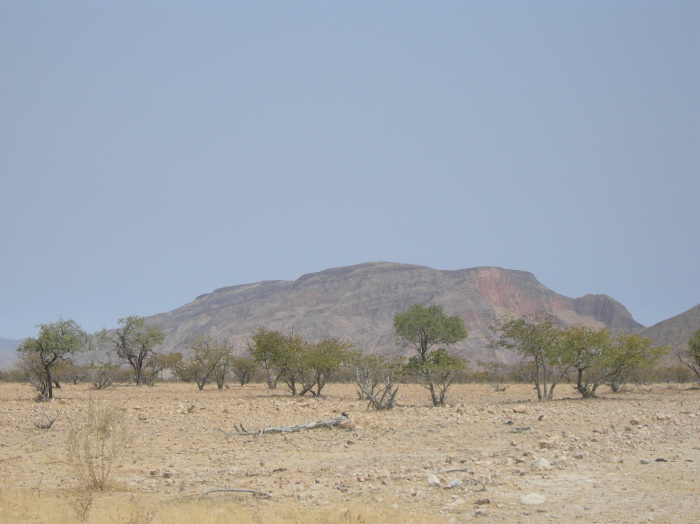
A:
[152,352,183,382]
[85,360,121,390]
[476,360,511,391]
[489,313,567,401]
[603,333,668,391]
[229,354,257,386]
[676,329,700,383]
[174,336,232,390]
[97,316,165,386]
[406,348,469,406]
[394,304,468,406]
[491,315,670,400]
[275,333,309,396]
[298,338,355,397]
[353,353,405,410]
[16,317,88,400]
[249,327,287,389]
[561,325,612,397]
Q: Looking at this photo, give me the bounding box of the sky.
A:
[1,1,698,340]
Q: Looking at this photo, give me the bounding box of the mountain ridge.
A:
[5,263,696,370]
[146,262,645,364]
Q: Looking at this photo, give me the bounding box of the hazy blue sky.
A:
[1,2,698,340]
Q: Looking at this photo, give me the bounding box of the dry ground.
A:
[0,381,698,523]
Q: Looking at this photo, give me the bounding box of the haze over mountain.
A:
[0,338,22,370]
[146,262,645,364]
[640,304,700,356]
[3,263,696,371]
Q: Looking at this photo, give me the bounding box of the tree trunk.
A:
[45,363,54,400]
[534,364,544,401]
[428,383,441,406]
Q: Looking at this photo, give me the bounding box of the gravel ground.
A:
[1,381,698,523]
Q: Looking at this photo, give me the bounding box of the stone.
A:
[445,479,463,489]
[532,458,551,470]
[427,475,441,487]
[538,440,556,449]
[520,493,547,505]
[640,459,650,464]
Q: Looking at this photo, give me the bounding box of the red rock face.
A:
[471,267,568,317]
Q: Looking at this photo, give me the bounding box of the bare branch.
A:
[202,488,271,498]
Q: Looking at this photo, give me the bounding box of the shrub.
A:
[67,403,128,490]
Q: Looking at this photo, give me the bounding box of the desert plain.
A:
[0,381,698,523]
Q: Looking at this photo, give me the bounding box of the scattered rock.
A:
[427,475,441,487]
[640,459,650,464]
[532,458,551,470]
[475,498,491,505]
[538,440,556,449]
[520,492,547,505]
[445,479,463,489]
[513,407,528,414]
[630,418,642,425]
[475,509,486,516]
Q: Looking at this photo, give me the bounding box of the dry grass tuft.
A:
[67,403,129,490]
[0,488,442,524]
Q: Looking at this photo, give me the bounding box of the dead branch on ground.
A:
[203,488,271,498]
[217,413,352,437]
[34,408,62,429]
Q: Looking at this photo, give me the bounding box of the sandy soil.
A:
[0,381,698,523]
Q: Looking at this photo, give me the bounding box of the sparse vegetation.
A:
[394,303,469,406]
[67,403,129,490]
[354,353,404,410]
[86,361,120,390]
[228,354,257,387]
[97,316,165,386]
[249,327,355,396]
[490,314,669,400]
[33,407,61,429]
[676,328,700,383]
[16,317,89,400]
[174,335,233,390]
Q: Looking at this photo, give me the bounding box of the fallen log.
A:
[203,488,271,498]
[220,412,353,436]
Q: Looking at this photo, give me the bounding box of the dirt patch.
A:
[0,382,698,523]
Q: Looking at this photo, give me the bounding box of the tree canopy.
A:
[676,328,700,382]
[17,317,88,399]
[97,316,165,386]
[394,304,468,360]
[394,304,468,406]
[490,313,668,400]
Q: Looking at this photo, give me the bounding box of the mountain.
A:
[0,337,22,370]
[144,262,644,364]
[640,304,700,355]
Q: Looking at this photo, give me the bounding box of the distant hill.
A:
[0,337,22,370]
[640,304,700,356]
[141,262,644,364]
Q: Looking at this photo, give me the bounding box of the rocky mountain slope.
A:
[640,303,700,356]
[146,262,645,364]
